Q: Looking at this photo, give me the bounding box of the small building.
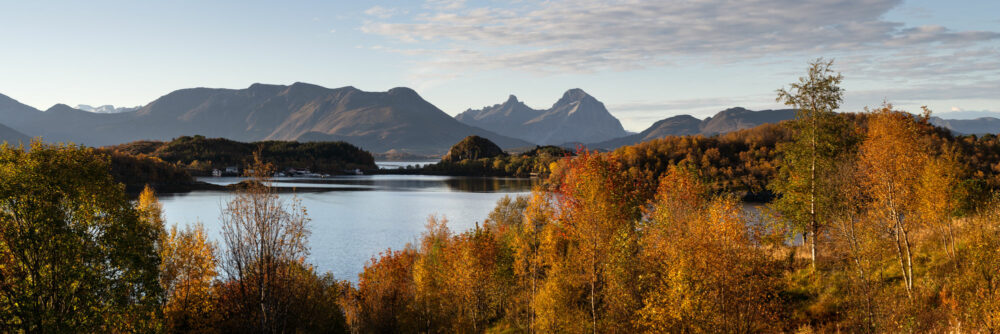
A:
[225,166,239,174]
[211,169,222,177]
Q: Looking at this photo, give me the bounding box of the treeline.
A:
[343,107,1000,333]
[611,122,791,200]
[109,135,377,175]
[342,61,1000,332]
[101,149,202,193]
[421,145,573,177]
[0,143,349,332]
[608,111,1000,201]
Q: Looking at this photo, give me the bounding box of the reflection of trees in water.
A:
[208,176,539,192]
[443,177,537,192]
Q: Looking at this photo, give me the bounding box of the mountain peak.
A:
[288,82,327,91]
[388,87,419,98]
[45,104,76,112]
[719,106,751,114]
[554,88,592,107]
[457,88,625,145]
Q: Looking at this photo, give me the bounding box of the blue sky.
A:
[1,0,997,131]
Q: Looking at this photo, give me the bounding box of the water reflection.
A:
[199,175,538,193]
[161,175,535,282]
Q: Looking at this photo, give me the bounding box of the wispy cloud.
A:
[362,0,999,74]
[850,80,1000,103]
[364,6,408,19]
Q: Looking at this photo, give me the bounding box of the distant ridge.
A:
[0,84,531,156]
[592,107,796,149]
[0,122,29,145]
[3,88,998,154]
[456,89,629,145]
[929,117,1000,135]
[76,104,140,114]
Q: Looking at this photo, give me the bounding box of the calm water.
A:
[158,175,534,282]
[375,160,438,169]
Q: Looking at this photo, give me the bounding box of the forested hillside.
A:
[344,62,1000,333]
[108,135,377,175]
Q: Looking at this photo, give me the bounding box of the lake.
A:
[158,174,535,282]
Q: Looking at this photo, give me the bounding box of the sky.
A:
[0,0,997,132]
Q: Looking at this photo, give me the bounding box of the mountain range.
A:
[456,89,628,145]
[592,107,796,149]
[76,104,140,114]
[0,83,531,155]
[1,83,998,156]
[930,117,1000,136]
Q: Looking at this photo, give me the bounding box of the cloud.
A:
[362,0,1000,73]
[364,6,407,19]
[611,97,748,114]
[852,80,1000,102]
[424,0,466,10]
[837,47,1000,82]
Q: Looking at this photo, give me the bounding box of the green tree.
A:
[771,58,854,268]
[0,141,162,332]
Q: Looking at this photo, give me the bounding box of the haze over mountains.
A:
[592,107,796,149]
[455,89,628,145]
[75,104,140,114]
[0,83,531,155]
[930,117,1000,136]
[0,122,28,145]
[1,83,998,156]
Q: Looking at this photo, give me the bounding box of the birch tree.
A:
[219,152,310,333]
[772,58,853,269]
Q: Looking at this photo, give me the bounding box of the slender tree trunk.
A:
[946,220,957,261]
[846,213,876,332]
[892,221,912,299]
[810,105,818,270]
[900,224,915,293]
[590,246,597,334]
[530,262,536,334]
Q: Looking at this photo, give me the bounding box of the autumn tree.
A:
[411,216,453,331]
[858,104,928,298]
[915,149,966,260]
[953,198,1000,330]
[536,150,647,333]
[160,223,219,332]
[0,141,162,332]
[638,166,781,332]
[772,58,854,268]
[218,152,311,333]
[826,159,883,331]
[345,247,420,333]
[501,193,547,332]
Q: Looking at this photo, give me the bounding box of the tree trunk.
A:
[590,252,597,334]
[810,104,818,270]
[892,221,912,299]
[900,224,915,293]
[810,224,817,270]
